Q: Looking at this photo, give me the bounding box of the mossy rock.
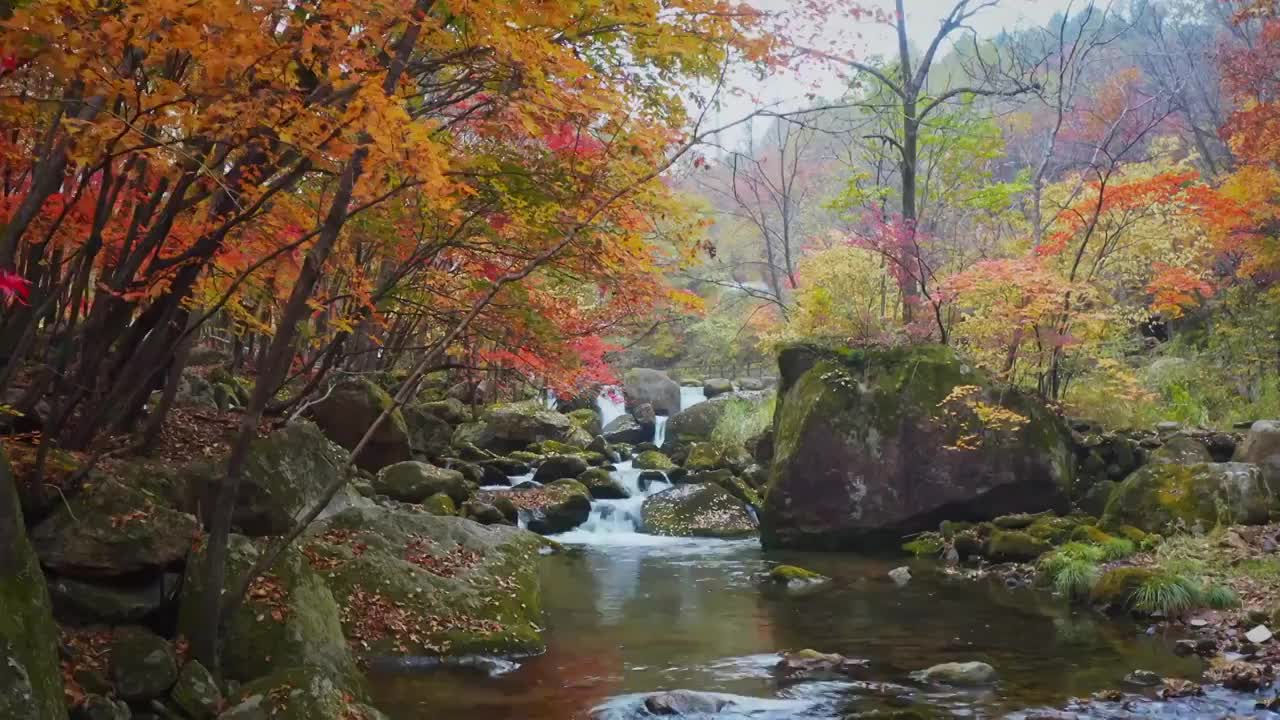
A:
[711,473,763,509]
[577,468,629,500]
[472,402,575,454]
[1149,436,1212,465]
[109,626,178,702]
[308,378,411,472]
[763,343,1073,551]
[507,451,543,465]
[1026,516,1079,544]
[1101,462,1273,534]
[170,660,221,720]
[993,512,1048,530]
[219,666,387,720]
[1070,524,1116,544]
[984,530,1052,563]
[567,409,603,437]
[902,533,944,557]
[31,478,199,579]
[1090,567,1156,610]
[0,449,68,720]
[641,483,758,538]
[402,403,455,458]
[1116,526,1149,543]
[764,565,829,589]
[177,535,357,686]
[532,455,590,483]
[373,461,470,505]
[421,493,457,517]
[633,450,676,471]
[526,480,592,535]
[305,506,545,657]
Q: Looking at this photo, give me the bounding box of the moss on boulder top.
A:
[308,378,411,472]
[373,461,470,505]
[1101,462,1273,534]
[641,483,758,538]
[304,506,546,658]
[985,530,1052,563]
[1090,567,1156,611]
[0,449,68,720]
[763,343,1074,551]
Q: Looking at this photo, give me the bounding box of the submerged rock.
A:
[1101,461,1272,533]
[762,343,1073,550]
[641,484,757,538]
[888,566,912,586]
[0,449,68,720]
[911,661,998,686]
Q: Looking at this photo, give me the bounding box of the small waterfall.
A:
[596,387,626,428]
[654,415,669,447]
[554,460,671,543]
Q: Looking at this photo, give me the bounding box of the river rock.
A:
[1101,462,1273,533]
[462,500,509,525]
[602,414,652,444]
[762,343,1073,550]
[641,483,758,538]
[1246,625,1273,644]
[305,505,546,657]
[912,661,998,686]
[1237,420,1280,492]
[623,369,681,416]
[643,690,730,715]
[737,378,768,392]
[526,480,592,535]
[308,377,412,472]
[178,535,357,685]
[578,468,630,500]
[190,421,355,536]
[633,450,676,471]
[31,478,199,578]
[0,449,68,720]
[1124,669,1163,687]
[374,461,470,505]
[170,660,221,719]
[664,393,763,449]
[703,378,734,398]
[533,455,590,483]
[219,666,388,720]
[109,626,178,702]
[763,565,830,590]
[775,649,869,682]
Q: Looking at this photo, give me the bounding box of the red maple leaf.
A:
[0,270,31,305]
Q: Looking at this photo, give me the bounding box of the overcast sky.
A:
[708,0,1085,145]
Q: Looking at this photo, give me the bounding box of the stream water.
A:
[368,387,1279,719]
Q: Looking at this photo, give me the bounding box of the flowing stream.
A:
[368,385,1278,719]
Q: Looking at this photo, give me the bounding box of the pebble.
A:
[1245,625,1273,644]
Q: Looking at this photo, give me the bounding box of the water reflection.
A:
[368,540,1275,719]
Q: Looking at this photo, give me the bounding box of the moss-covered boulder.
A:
[1101,462,1273,534]
[664,393,762,450]
[48,574,175,625]
[641,483,758,538]
[31,478,199,578]
[308,378,411,472]
[468,402,575,454]
[903,533,945,556]
[763,565,829,591]
[633,450,676,471]
[525,480,592,535]
[1237,420,1280,494]
[402,403,456,458]
[109,626,178,702]
[190,421,354,537]
[219,666,387,720]
[578,468,630,500]
[170,660,221,720]
[0,450,67,720]
[305,506,545,657]
[177,535,357,685]
[623,368,681,416]
[711,473,763,509]
[763,343,1074,550]
[985,530,1052,562]
[1090,567,1155,611]
[567,408,603,437]
[421,493,457,516]
[684,442,751,473]
[1150,436,1213,465]
[373,461,470,505]
[1026,515,1080,544]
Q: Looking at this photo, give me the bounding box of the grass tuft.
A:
[1200,583,1241,610]
[1133,572,1200,616]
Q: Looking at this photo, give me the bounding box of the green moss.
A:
[985,530,1052,562]
[939,520,976,539]
[1116,525,1149,543]
[903,533,944,557]
[422,493,457,516]
[633,450,676,471]
[1090,567,1156,610]
[766,565,828,583]
[1070,524,1117,545]
[1027,516,1079,544]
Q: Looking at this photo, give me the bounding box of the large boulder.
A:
[762,343,1074,550]
[532,455,590,483]
[578,468,630,500]
[373,461,470,505]
[308,378,411,472]
[1150,435,1212,465]
[48,574,177,625]
[0,451,68,720]
[664,393,763,450]
[602,413,652,444]
[219,666,387,720]
[524,480,592,535]
[567,408,603,437]
[191,421,355,537]
[402,403,456,458]
[304,505,546,657]
[1237,420,1280,493]
[1101,462,1273,534]
[177,535,357,685]
[623,368,681,416]
[31,478,199,578]
[109,626,178,702]
[462,402,575,453]
[641,483,758,538]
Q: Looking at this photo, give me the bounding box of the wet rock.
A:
[775,649,869,682]
[308,378,411,472]
[1101,462,1272,533]
[374,461,470,505]
[526,480,592,535]
[1159,678,1204,699]
[637,470,668,491]
[170,660,221,719]
[110,627,178,702]
[623,369,681,416]
[1207,659,1269,691]
[763,343,1072,550]
[703,378,734,398]
[533,455,590,483]
[888,566,912,586]
[763,565,829,590]
[643,690,730,716]
[911,661,998,686]
[641,483,757,538]
[1123,669,1162,687]
[577,468,630,500]
[31,478,199,579]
